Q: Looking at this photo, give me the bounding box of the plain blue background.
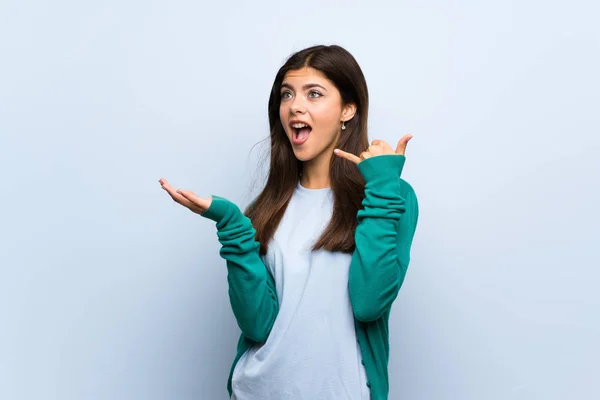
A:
[1,1,599,399]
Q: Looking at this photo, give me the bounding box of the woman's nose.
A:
[290,95,307,114]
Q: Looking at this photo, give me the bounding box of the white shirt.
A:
[231,182,369,400]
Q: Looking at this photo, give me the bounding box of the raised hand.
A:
[333,134,413,165]
[159,178,212,215]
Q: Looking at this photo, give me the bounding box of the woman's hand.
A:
[333,134,413,164]
[159,178,212,215]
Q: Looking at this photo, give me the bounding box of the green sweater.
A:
[202,154,419,400]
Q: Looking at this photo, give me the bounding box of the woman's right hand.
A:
[159,178,213,215]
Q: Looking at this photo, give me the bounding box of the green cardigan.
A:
[201,154,419,400]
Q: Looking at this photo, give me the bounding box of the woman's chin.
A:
[293,151,312,162]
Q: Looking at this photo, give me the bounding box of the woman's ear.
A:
[342,103,357,123]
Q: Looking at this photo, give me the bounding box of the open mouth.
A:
[291,122,312,144]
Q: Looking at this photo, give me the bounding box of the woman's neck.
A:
[300,157,331,189]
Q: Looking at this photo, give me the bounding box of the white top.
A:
[231,182,369,400]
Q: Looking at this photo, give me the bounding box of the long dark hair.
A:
[245,45,370,255]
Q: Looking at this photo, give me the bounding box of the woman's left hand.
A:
[334,134,413,165]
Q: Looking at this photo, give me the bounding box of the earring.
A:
[341,121,346,130]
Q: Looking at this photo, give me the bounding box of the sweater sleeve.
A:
[201,195,279,342]
[348,154,419,322]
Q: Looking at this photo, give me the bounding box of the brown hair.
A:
[244,45,370,255]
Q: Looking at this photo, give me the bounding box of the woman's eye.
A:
[308,90,323,98]
[281,91,292,99]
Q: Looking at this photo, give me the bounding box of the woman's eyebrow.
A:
[280,83,328,92]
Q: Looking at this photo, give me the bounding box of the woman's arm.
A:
[202,196,279,342]
[348,154,419,322]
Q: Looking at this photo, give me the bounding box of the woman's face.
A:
[279,67,354,162]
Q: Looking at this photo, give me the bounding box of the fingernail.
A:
[334,149,340,154]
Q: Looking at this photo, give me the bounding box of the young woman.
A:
[159,45,419,400]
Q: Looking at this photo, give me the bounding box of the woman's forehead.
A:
[282,67,330,86]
